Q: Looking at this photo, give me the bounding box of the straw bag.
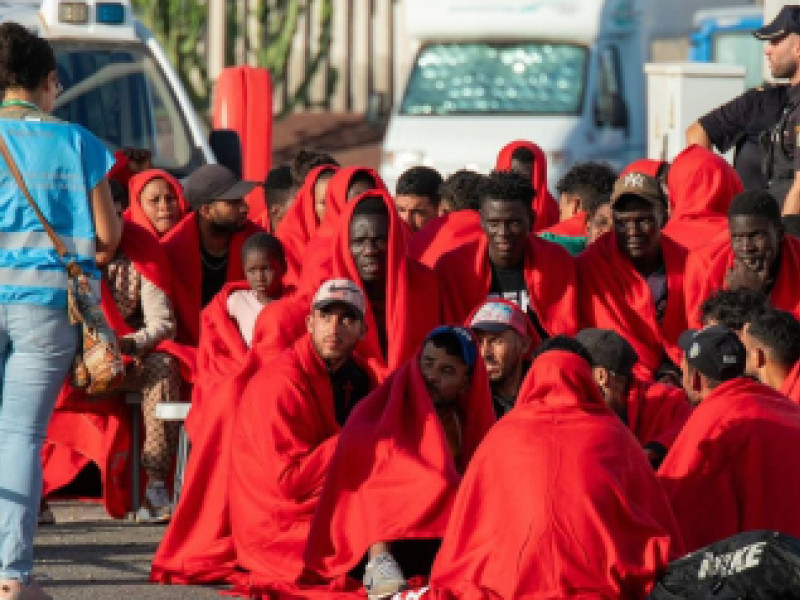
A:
[0,133,124,394]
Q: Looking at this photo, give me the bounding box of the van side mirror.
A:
[210,129,243,177]
[594,92,628,131]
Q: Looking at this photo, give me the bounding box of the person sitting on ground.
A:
[577,172,687,381]
[226,233,287,347]
[407,170,484,268]
[468,299,537,417]
[229,279,375,592]
[161,163,262,348]
[576,328,691,469]
[126,169,188,239]
[658,324,800,552]
[425,336,683,600]
[685,190,800,328]
[699,287,767,334]
[303,326,495,599]
[496,140,560,230]
[435,170,578,339]
[741,307,800,402]
[262,164,294,231]
[539,161,616,255]
[394,165,444,232]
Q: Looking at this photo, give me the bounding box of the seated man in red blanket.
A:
[741,307,800,402]
[303,326,495,599]
[161,163,262,347]
[229,279,375,590]
[435,170,577,338]
[425,337,683,600]
[658,325,800,552]
[685,190,800,328]
[576,328,692,468]
[577,172,687,381]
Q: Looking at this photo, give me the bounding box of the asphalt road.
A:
[34,502,224,599]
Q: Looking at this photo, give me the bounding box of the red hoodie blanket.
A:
[160,211,262,346]
[663,145,743,251]
[275,165,339,286]
[298,190,442,379]
[435,233,578,336]
[228,334,376,589]
[302,345,496,586]
[150,283,304,585]
[541,212,586,237]
[407,210,483,268]
[43,222,188,518]
[426,351,683,600]
[627,378,692,450]
[124,169,189,238]
[658,377,800,552]
[577,232,688,377]
[496,140,559,231]
[684,233,800,328]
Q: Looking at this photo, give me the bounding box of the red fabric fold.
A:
[780,361,800,404]
[496,140,559,231]
[427,351,683,600]
[124,169,189,238]
[302,345,496,583]
[435,234,578,337]
[664,145,743,251]
[577,232,688,377]
[407,210,483,268]
[540,211,586,237]
[627,378,692,450]
[621,159,666,178]
[658,377,800,552]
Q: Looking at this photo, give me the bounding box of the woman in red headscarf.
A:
[496,140,559,231]
[125,169,189,238]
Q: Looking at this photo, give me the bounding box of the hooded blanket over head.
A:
[125,169,189,238]
[496,140,559,232]
[426,351,683,600]
[664,145,743,251]
[577,232,688,377]
[658,377,800,552]
[302,345,496,586]
[435,233,578,337]
[407,210,483,269]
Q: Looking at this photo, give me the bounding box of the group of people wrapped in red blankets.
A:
[40,139,800,599]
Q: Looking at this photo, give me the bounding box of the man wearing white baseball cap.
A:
[229,278,376,589]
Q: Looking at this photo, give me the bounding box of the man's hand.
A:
[726,259,771,292]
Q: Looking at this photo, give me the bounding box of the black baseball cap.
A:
[754,5,800,40]
[575,328,638,376]
[678,325,746,381]
[183,164,258,209]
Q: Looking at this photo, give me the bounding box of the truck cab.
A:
[0,0,215,177]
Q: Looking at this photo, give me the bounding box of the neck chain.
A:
[0,100,40,111]
[200,247,228,271]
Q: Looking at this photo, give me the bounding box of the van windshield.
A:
[51,41,204,176]
[400,42,587,116]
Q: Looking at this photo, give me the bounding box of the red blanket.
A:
[663,145,743,251]
[658,377,800,552]
[496,140,559,231]
[577,232,688,377]
[435,233,578,336]
[302,345,496,584]
[298,190,442,379]
[160,212,262,346]
[621,159,666,177]
[427,351,683,600]
[228,334,375,588]
[627,378,692,450]
[124,169,189,238]
[780,361,800,404]
[684,234,800,328]
[407,210,483,268]
[541,211,586,237]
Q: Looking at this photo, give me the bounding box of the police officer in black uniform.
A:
[686,5,800,212]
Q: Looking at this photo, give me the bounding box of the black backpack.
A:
[648,531,800,599]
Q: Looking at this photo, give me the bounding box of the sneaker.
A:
[0,578,52,600]
[136,481,172,523]
[363,552,406,600]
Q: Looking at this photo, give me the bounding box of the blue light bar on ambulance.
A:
[96,3,125,24]
[58,2,89,23]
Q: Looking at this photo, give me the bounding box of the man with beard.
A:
[161,164,263,346]
[468,299,536,417]
[687,6,800,207]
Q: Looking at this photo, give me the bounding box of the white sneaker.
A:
[363,552,406,600]
[136,481,172,523]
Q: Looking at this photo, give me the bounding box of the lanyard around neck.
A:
[0,100,40,111]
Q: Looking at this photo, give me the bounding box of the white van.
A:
[381,0,754,193]
[0,0,216,177]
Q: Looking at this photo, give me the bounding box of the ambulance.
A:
[0,0,217,177]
